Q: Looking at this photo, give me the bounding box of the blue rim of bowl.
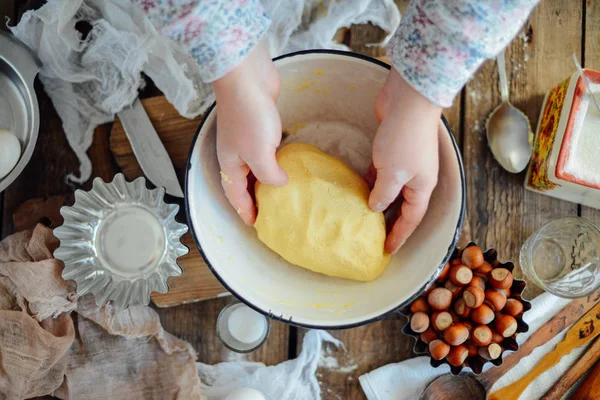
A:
[185,49,466,330]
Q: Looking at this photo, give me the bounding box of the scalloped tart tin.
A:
[53,174,189,308]
[400,242,532,375]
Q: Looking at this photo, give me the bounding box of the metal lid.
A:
[54,173,189,308]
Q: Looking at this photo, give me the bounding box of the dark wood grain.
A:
[2,1,599,400]
[155,297,290,366]
[297,316,412,400]
[571,358,600,400]
[541,336,600,400]
[463,0,582,300]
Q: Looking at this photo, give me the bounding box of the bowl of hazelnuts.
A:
[401,243,532,374]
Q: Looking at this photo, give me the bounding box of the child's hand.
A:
[213,42,287,226]
[368,68,442,254]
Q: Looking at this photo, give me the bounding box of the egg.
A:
[0,129,21,180]
[224,387,266,400]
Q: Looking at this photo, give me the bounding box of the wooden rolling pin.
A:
[541,336,600,400]
[488,300,600,400]
[570,359,600,399]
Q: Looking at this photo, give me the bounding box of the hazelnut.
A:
[454,298,471,318]
[467,343,478,358]
[428,288,453,310]
[410,312,430,333]
[431,311,453,331]
[422,283,436,296]
[496,314,518,337]
[447,344,469,367]
[429,339,450,360]
[449,264,473,286]
[462,320,474,333]
[449,311,460,323]
[495,288,511,298]
[491,331,505,344]
[410,298,431,314]
[475,262,493,276]
[471,325,493,347]
[484,290,507,312]
[462,246,484,269]
[420,327,439,344]
[463,286,485,308]
[471,304,495,325]
[504,298,524,317]
[451,258,462,266]
[479,343,502,360]
[444,281,464,299]
[490,268,513,289]
[437,262,451,282]
[443,323,470,346]
[469,275,486,291]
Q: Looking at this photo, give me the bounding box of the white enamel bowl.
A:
[186,50,465,329]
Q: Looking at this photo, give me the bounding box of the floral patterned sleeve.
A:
[388,0,540,107]
[130,0,271,83]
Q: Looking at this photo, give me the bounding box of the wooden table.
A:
[1,1,599,399]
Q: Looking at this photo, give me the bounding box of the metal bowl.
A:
[0,31,41,193]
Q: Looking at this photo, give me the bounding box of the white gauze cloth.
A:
[359,292,592,400]
[9,0,400,185]
[197,330,343,400]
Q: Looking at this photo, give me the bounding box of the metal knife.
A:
[117,98,184,197]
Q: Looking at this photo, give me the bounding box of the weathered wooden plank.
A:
[0,0,16,31]
[155,298,290,366]
[297,316,411,400]
[463,0,582,299]
[580,0,600,225]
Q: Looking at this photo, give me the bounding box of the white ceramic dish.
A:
[186,50,465,329]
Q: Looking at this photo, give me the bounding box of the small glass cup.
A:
[520,216,600,298]
[217,302,270,353]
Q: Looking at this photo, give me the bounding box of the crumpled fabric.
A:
[0,225,347,400]
[9,0,400,185]
[0,224,202,400]
[197,330,343,400]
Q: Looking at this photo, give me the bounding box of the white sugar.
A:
[563,84,600,185]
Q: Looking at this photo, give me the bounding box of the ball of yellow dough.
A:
[254,143,390,282]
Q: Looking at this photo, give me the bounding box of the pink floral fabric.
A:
[388,0,540,107]
[130,0,270,82]
[131,0,539,107]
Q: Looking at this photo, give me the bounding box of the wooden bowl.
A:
[400,242,532,375]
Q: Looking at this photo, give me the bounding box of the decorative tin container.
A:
[400,243,531,375]
[525,69,600,208]
[54,174,189,308]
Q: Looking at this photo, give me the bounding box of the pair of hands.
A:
[213,43,441,254]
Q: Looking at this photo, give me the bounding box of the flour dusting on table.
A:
[282,120,373,176]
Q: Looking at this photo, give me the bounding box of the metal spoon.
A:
[485,50,533,173]
[419,290,600,400]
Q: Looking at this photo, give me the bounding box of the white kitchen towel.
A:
[9,0,400,185]
[197,330,343,400]
[359,293,593,400]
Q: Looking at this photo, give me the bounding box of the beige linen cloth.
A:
[0,224,203,400]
